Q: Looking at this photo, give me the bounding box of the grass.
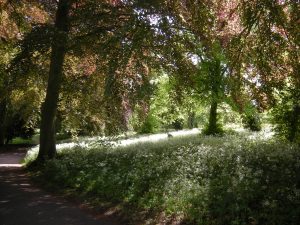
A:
[26,130,300,225]
[8,133,40,145]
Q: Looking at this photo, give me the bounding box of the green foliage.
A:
[4,112,35,143]
[0,81,42,144]
[11,136,37,145]
[139,114,159,134]
[172,118,184,130]
[271,87,300,143]
[27,133,300,224]
[193,42,230,135]
[242,114,262,132]
[196,50,227,101]
[219,104,242,125]
[202,122,224,136]
[242,103,262,132]
[237,0,300,141]
[141,74,209,133]
[149,75,181,129]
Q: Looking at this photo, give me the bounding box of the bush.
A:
[139,114,159,134]
[4,113,35,144]
[172,118,184,130]
[202,122,224,135]
[242,114,262,131]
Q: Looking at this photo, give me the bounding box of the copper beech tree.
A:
[2,0,299,161]
[6,0,201,162]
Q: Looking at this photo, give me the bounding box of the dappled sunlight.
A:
[225,123,275,140]
[34,129,299,225]
[0,166,119,225]
[26,129,201,161]
[25,126,276,163]
[0,152,26,168]
[248,126,274,140]
[2,0,298,224]
[117,128,201,146]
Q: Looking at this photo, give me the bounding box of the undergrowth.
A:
[26,133,300,225]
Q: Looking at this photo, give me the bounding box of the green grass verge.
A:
[11,137,37,145]
[27,133,300,225]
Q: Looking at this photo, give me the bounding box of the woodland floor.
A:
[0,146,124,225]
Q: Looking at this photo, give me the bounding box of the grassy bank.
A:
[26,132,300,225]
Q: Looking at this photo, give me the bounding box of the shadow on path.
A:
[0,147,123,225]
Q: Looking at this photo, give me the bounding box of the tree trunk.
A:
[205,59,222,135]
[207,100,218,134]
[188,111,196,129]
[37,0,70,162]
[104,67,118,136]
[0,99,7,146]
[288,104,300,142]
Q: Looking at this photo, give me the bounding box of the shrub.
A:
[139,114,159,134]
[172,118,184,130]
[4,113,35,144]
[202,122,224,135]
[242,114,262,131]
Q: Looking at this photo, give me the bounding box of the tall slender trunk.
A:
[288,104,300,142]
[207,100,218,133]
[188,111,196,129]
[104,67,118,135]
[37,0,70,162]
[206,59,222,135]
[0,99,7,146]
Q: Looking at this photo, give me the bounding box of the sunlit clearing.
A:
[117,128,201,146]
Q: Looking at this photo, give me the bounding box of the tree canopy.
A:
[0,0,299,160]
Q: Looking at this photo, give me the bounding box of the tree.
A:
[37,0,71,161]
[237,0,300,141]
[194,43,228,135]
[0,0,47,145]
[170,0,242,134]
[8,0,203,161]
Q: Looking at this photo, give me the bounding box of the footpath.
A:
[0,146,122,225]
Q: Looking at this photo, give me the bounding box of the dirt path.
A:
[0,147,123,225]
